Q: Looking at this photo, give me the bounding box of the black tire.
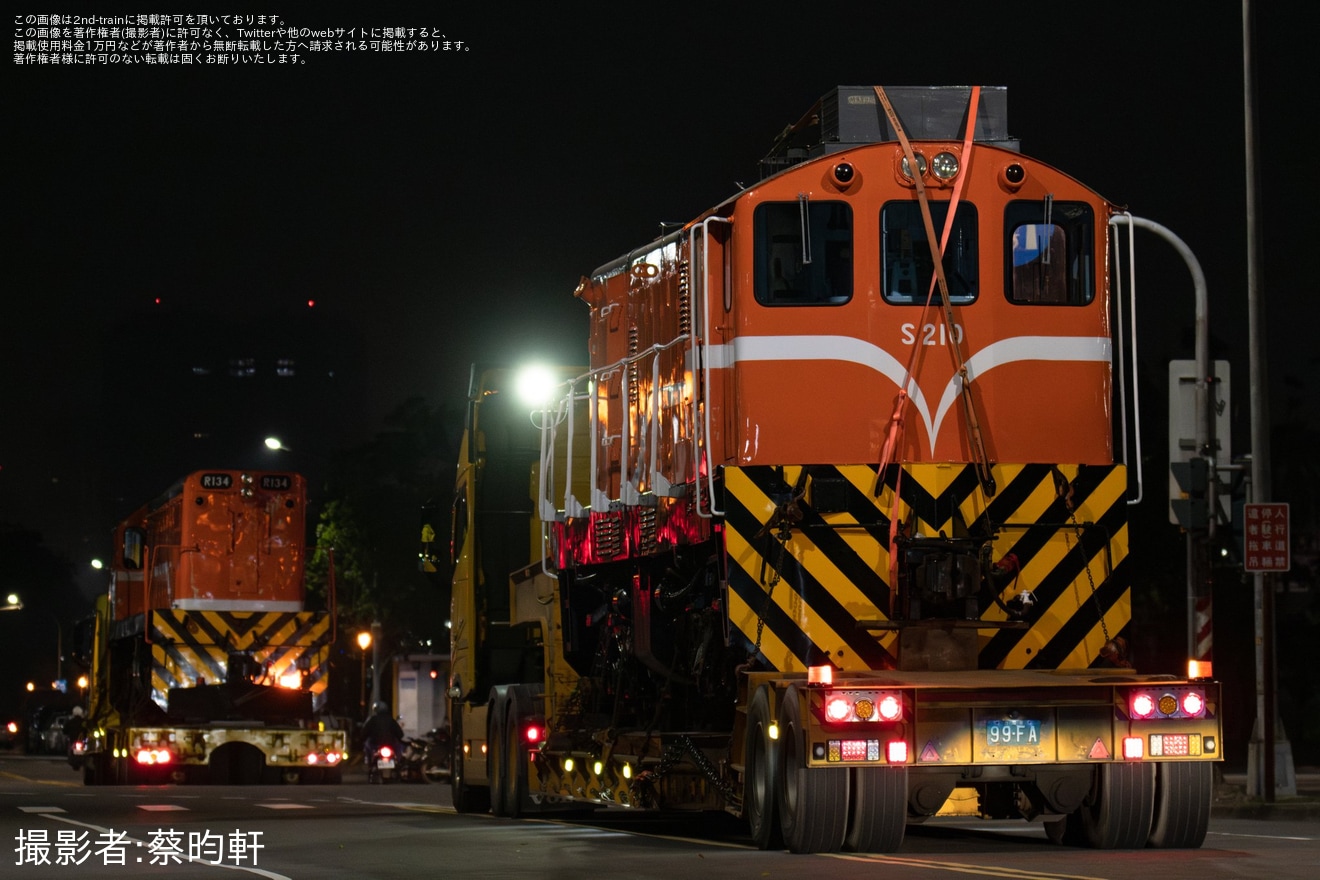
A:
[488,690,510,816]
[1147,762,1212,848]
[1070,762,1154,849]
[776,685,848,853]
[450,701,491,814]
[503,685,533,818]
[744,685,780,850]
[844,766,907,853]
[83,754,107,786]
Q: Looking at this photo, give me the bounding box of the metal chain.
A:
[630,735,740,808]
[1054,469,1109,644]
[750,470,807,661]
[752,521,791,660]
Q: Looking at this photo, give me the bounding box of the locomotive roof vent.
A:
[759,85,1019,180]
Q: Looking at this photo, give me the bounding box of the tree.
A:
[304,396,460,660]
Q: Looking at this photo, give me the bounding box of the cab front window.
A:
[1005,200,1094,305]
[881,200,978,304]
[754,200,853,306]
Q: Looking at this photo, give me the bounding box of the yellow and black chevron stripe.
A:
[722,463,1130,673]
[147,610,334,707]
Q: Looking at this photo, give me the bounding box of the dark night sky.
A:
[3,6,1316,608]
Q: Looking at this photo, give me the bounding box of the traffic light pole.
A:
[1242,0,1291,802]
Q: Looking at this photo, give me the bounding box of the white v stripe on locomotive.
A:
[701,334,1111,454]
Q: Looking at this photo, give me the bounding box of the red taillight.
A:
[326,752,342,764]
[824,696,851,723]
[877,695,901,721]
[1182,692,1205,716]
[135,748,171,765]
[378,746,393,759]
[1131,693,1156,718]
[524,724,541,744]
[306,753,319,764]
[886,740,908,764]
[5,721,16,734]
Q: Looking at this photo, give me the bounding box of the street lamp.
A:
[356,631,372,716]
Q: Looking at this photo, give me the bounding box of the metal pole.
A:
[1242,0,1291,802]
[359,650,367,717]
[370,619,382,709]
[1110,214,1210,673]
[50,612,63,686]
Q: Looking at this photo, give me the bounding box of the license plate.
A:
[985,719,1040,746]
[378,759,395,770]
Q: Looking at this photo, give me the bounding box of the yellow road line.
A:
[824,852,1111,879]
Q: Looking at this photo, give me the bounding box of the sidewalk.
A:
[1214,767,1320,821]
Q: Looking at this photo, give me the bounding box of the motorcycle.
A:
[366,727,452,784]
[419,726,452,781]
[397,737,429,783]
[366,743,399,784]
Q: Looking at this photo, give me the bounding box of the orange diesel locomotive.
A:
[443,86,1219,853]
[78,470,345,784]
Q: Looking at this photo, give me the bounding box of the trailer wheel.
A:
[488,691,510,816]
[83,754,108,786]
[744,685,780,850]
[1070,762,1154,849]
[776,685,848,853]
[844,766,907,853]
[450,702,490,813]
[1147,762,1211,848]
[502,685,533,818]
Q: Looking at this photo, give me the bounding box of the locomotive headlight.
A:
[900,152,927,179]
[931,151,960,181]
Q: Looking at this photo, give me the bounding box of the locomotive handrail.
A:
[1109,212,1144,504]
[692,216,732,518]
[1109,213,1209,510]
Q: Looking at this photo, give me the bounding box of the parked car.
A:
[0,717,19,750]
[25,704,75,754]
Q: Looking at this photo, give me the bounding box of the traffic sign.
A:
[1243,503,1289,572]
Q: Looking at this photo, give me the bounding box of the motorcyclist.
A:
[63,707,87,769]
[361,701,403,761]
[62,706,86,743]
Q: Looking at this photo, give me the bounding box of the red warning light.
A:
[307,299,316,308]
[1130,693,1156,718]
[824,696,852,722]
